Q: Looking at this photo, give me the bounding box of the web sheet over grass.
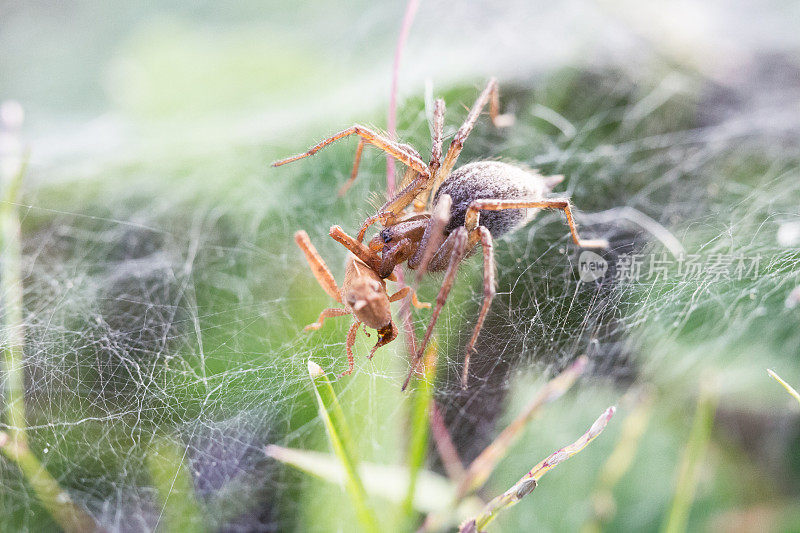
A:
[3,63,800,531]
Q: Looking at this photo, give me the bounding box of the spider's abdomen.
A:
[434,161,552,238]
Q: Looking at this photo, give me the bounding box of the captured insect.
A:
[275,78,607,388]
[294,230,429,376]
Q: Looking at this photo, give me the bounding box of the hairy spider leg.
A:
[430,78,513,207]
[402,227,468,391]
[273,125,430,212]
[413,98,446,212]
[363,79,512,238]
[354,138,437,242]
[397,97,444,212]
[397,166,421,193]
[294,230,342,302]
[429,98,446,176]
[337,137,366,197]
[405,215,496,388]
[410,193,453,283]
[464,198,609,248]
[378,236,416,278]
[272,124,428,172]
[343,320,360,376]
[357,171,434,241]
[461,226,495,388]
[357,98,452,240]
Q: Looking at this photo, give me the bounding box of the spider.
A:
[294,230,429,377]
[275,79,607,388]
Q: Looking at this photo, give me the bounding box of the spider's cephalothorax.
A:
[275,79,607,388]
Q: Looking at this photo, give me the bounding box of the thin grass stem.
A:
[661,384,716,533]
[1,149,97,532]
[461,406,616,532]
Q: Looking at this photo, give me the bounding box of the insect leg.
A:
[388,286,430,309]
[342,320,361,377]
[295,230,342,302]
[357,170,435,242]
[329,225,383,274]
[304,307,350,331]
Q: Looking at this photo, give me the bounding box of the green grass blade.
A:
[402,338,438,525]
[308,360,380,533]
[661,384,717,533]
[0,432,99,533]
[147,437,207,533]
[1,150,98,533]
[265,445,457,513]
[767,369,800,407]
[462,406,616,532]
[2,155,27,436]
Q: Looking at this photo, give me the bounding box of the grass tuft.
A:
[308,359,380,532]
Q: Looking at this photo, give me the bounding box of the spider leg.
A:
[435,78,513,192]
[398,166,420,192]
[423,221,474,272]
[342,319,361,377]
[272,125,429,175]
[295,230,342,302]
[357,172,434,241]
[388,285,430,309]
[461,226,495,388]
[337,137,366,197]
[275,125,430,233]
[304,307,350,331]
[377,236,418,278]
[429,98,445,177]
[356,98,449,241]
[402,227,468,390]
[369,322,398,359]
[409,193,452,283]
[465,198,609,248]
[413,98,446,212]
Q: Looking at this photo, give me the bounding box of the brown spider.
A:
[275,79,607,388]
[294,230,429,377]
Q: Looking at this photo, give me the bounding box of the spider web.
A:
[3,3,800,532]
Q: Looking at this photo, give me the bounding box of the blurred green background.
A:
[1,1,800,531]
